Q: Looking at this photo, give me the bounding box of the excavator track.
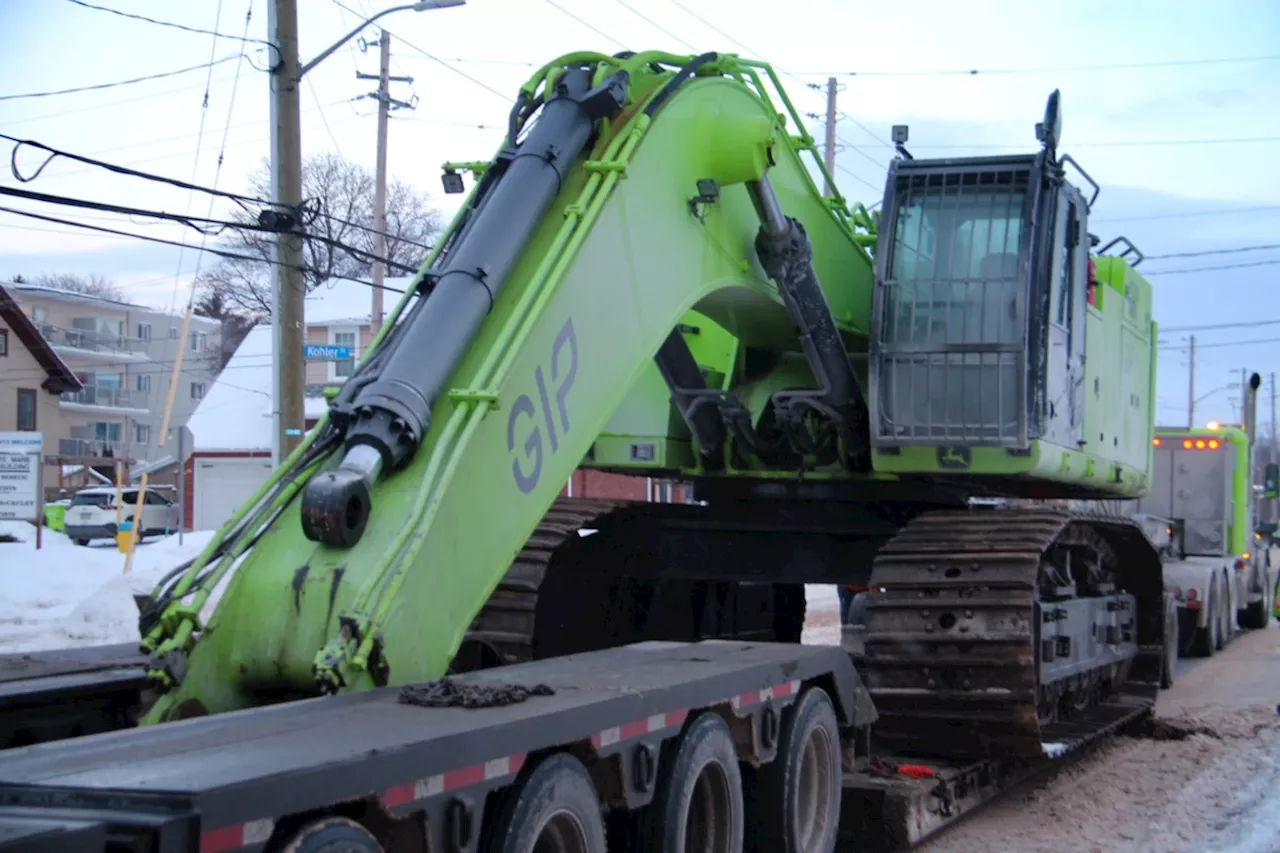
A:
[456,496,803,673]
[455,497,632,670]
[856,507,1165,761]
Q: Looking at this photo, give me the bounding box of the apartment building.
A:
[1,281,222,472]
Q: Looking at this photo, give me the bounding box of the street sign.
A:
[0,431,43,523]
[303,343,352,360]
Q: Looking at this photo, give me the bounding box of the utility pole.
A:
[357,31,415,333]
[822,76,838,196]
[1271,372,1277,523]
[269,0,306,464]
[1186,334,1196,428]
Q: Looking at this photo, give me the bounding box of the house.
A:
[2,281,223,477]
[173,277,688,531]
[0,283,85,493]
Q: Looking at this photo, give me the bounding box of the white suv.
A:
[64,486,180,546]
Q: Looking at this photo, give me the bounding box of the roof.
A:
[305,275,416,326]
[187,279,417,452]
[186,325,330,452]
[0,283,83,394]
[4,281,139,310]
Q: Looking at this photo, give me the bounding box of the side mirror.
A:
[1265,463,1279,499]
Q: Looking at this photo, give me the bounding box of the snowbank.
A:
[0,520,215,653]
[0,520,846,655]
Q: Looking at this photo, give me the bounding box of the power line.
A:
[329,0,514,103]
[612,0,697,51]
[785,53,1280,78]
[0,131,280,211]
[1143,259,1280,275]
[1093,205,1280,223]
[897,136,1280,150]
[544,0,629,50]
[60,0,279,61]
[1146,243,1280,260]
[1160,318,1280,333]
[1159,336,1280,352]
[0,206,413,288]
[662,0,890,155]
[0,54,248,102]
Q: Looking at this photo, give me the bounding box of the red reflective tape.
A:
[619,719,649,741]
[506,753,527,776]
[664,709,688,729]
[382,782,415,808]
[200,826,243,853]
[444,763,486,791]
[200,819,273,852]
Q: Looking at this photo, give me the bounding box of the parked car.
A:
[63,486,180,546]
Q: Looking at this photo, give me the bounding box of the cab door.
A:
[1043,188,1086,448]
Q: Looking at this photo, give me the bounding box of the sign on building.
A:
[303,344,352,360]
[0,431,43,522]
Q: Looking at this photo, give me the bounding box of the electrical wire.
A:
[1093,205,1280,223]
[0,54,249,102]
[329,0,514,103]
[0,185,278,236]
[0,206,413,289]
[1142,259,1280,275]
[663,0,890,157]
[901,136,1280,150]
[59,0,279,62]
[543,0,629,50]
[612,0,697,51]
[784,53,1280,78]
[1160,318,1280,333]
[0,131,281,211]
[1158,336,1280,352]
[1146,244,1280,260]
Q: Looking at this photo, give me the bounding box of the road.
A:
[916,622,1280,853]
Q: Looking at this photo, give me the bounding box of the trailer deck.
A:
[0,644,149,749]
[0,641,868,852]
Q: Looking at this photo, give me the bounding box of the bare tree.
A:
[26,272,125,301]
[195,153,442,317]
[192,288,259,371]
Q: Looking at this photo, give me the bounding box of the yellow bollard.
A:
[116,519,134,553]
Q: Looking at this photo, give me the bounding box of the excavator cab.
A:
[868,91,1098,476]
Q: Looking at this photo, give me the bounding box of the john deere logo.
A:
[936,446,971,470]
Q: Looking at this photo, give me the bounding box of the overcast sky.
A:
[1,0,1278,428]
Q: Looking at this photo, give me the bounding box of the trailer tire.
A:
[488,752,606,853]
[642,711,743,853]
[1161,595,1178,689]
[282,816,382,852]
[751,686,842,853]
[1242,598,1269,630]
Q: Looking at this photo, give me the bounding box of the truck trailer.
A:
[0,48,1242,852]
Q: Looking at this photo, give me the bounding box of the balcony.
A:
[57,438,127,459]
[38,323,149,362]
[60,386,150,416]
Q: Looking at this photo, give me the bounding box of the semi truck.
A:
[0,48,1229,852]
[1137,419,1274,657]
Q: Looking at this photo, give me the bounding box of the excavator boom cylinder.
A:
[300,68,628,547]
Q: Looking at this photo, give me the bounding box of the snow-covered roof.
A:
[187,277,418,452]
[304,275,415,326]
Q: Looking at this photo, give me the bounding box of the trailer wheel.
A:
[751,686,842,853]
[281,816,382,852]
[1161,595,1178,689]
[488,752,606,853]
[642,711,743,853]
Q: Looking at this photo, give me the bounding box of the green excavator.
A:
[130,49,1165,764]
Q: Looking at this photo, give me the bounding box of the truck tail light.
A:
[1172,586,1183,600]
[1186,588,1197,601]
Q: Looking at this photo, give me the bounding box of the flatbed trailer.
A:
[0,644,149,749]
[0,640,1154,853]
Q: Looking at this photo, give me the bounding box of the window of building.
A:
[0,328,7,356]
[169,326,179,340]
[191,382,206,400]
[135,423,151,445]
[190,331,207,353]
[137,322,151,342]
[16,389,36,430]
[137,374,151,393]
[31,305,47,325]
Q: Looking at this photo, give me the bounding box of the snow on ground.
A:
[0,521,846,656]
[0,520,214,653]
